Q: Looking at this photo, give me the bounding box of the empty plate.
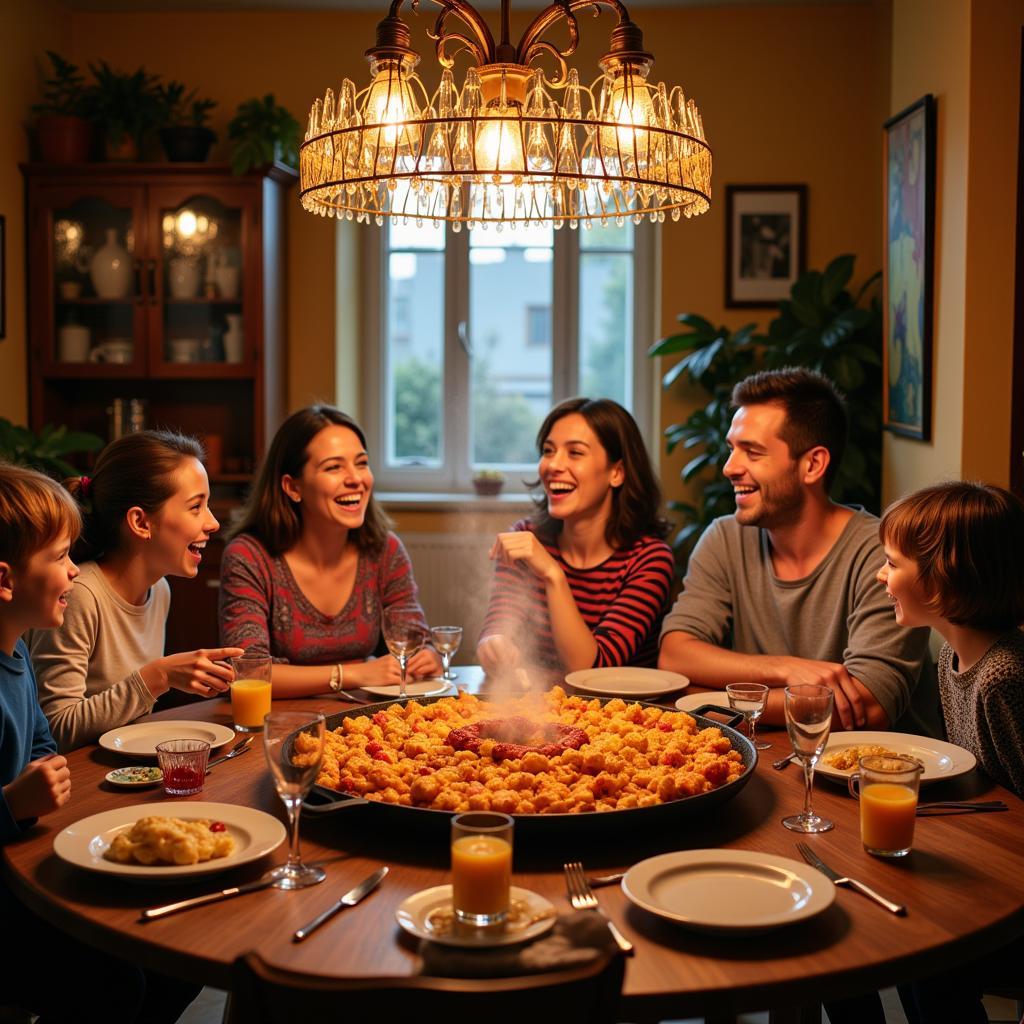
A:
[675,691,731,714]
[98,721,237,758]
[565,667,690,699]
[361,679,454,699]
[622,849,835,933]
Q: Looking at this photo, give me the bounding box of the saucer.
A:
[396,884,556,947]
[105,766,164,789]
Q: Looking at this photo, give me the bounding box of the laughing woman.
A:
[219,405,440,696]
[477,397,675,677]
[30,431,243,752]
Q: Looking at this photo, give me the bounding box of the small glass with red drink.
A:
[156,739,210,796]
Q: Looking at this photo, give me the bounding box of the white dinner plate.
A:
[396,884,556,947]
[565,667,690,699]
[53,801,287,881]
[360,679,455,699]
[622,849,835,933]
[99,721,237,758]
[817,731,977,786]
[675,692,731,714]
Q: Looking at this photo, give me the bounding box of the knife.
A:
[293,866,389,942]
[206,737,254,773]
[140,874,276,922]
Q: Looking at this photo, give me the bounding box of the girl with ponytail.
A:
[30,430,243,751]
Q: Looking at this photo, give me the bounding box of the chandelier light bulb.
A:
[474,106,526,180]
[601,69,655,161]
[364,60,421,156]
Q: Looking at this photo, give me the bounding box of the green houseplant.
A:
[157,81,217,162]
[32,52,95,164]
[0,418,104,479]
[89,60,163,160]
[227,95,299,175]
[650,254,883,567]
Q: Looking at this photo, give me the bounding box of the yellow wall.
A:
[0,2,69,425]
[883,0,1024,501]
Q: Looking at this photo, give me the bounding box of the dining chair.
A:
[227,950,625,1024]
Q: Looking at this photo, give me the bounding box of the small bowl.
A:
[105,765,164,789]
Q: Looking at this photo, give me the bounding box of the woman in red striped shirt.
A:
[477,398,675,677]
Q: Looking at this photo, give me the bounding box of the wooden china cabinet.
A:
[22,161,296,650]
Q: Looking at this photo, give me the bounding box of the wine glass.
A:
[263,710,327,890]
[430,625,463,683]
[382,606,425,699]
[726,682,771,751]
[782,684,835,834]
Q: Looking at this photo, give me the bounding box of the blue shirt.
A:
[0,639,57,841]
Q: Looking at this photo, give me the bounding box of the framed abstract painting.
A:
[883,95,935,440]
[725,184,807,308]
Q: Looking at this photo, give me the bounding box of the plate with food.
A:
[622,849,835,933]
[53,802,287,880]
[104,766,164,789]
[565,667,690,699]
[99,721,237,758]
[816,731,977,786]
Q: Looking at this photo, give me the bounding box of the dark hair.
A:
[529,397,669,547]
[228,405,391,556]
[880,481,1024,632]
[731,368,848,490]
[67,430,204,562]
[0,461,81,567]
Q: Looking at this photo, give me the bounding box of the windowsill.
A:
[378,491,535,513]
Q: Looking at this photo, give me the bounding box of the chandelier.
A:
[299,0,712,229]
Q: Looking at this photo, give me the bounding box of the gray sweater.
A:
[660,510,940,735]
[29,561,169,752]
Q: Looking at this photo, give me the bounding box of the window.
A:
[362,206,656,492]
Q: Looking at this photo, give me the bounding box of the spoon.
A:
[772,751,796,770]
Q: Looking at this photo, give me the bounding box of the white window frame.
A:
[361,221,657,494]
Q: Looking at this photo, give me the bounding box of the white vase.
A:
[224,313,244,363]
[89,228,132,299]
[168,257,202,299]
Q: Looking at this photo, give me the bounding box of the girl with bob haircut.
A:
[1,461,201,1024]
[878,481,1024,1024]
[30,431,242,752]
[478,397,674,676]
[220,405,439,695]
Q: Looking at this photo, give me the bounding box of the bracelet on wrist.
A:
[328,663,344,692]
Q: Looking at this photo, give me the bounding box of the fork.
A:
[563,861,634,955]
[796,842,906,915]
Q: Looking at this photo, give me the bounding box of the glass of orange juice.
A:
[849,754,922,857]
[451,811,514,927]
[230,654,273,733]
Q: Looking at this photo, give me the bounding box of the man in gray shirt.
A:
[658,368,938,735]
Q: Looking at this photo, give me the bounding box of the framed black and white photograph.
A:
[725,185,807,308]
[0,215,5,339]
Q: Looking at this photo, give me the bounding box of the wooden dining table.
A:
[4,679,1024,1024]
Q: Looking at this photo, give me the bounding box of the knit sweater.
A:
[938,628,1024,797]
[480,519,675,670]
[30,561,168,753]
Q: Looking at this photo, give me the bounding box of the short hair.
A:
[0,461,81,568]
[880,481,1024,631]
[67,430,205,562]
[228,405,391,556]
[731,368,848,490]
[529,397,670,547]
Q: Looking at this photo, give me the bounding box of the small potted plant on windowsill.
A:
[31,51,95,164]
[157,82,217,162]
[472,469,506,497]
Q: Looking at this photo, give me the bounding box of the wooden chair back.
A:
[229,950,625,1024]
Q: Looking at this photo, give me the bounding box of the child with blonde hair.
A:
[879,481,1024,1024]
[0,461,199,1021]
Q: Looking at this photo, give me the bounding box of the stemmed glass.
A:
[382,606,425,699]
[263,710,327,890]
[726,682,770,751]
[782,684,835,834]
[430,625,463,683]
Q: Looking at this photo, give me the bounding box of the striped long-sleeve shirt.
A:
[480,519,675,670]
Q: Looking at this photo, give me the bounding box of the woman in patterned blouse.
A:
[477,397,675,677]
[220,405,440,696]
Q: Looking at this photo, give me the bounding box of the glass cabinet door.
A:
[151,190,248,370]
[48,193,143,368]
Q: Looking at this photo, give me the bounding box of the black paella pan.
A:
[302,694,757,836]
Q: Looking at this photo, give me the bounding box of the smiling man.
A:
[658,368,939,734]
